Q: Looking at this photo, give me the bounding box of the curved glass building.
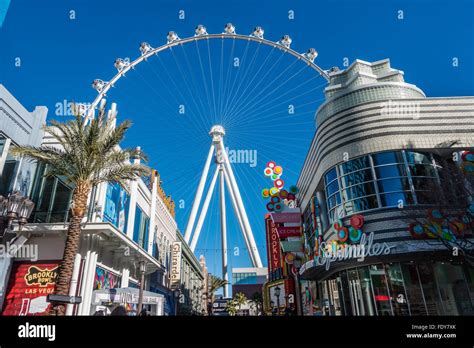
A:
[297,59,474,316]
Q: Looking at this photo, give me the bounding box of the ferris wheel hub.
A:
[209,125,226,142]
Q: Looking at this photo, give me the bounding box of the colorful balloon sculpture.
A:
[262,161,299,211]
[408,205,474,241]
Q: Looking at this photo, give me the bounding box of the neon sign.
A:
[312,214,394,270]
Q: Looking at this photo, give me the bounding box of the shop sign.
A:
[271,212,301,224]
[276,225,302,238]
[2,262,59,316]
[314,232,394,270]
[170,242,182,289]
[266,218,282,270]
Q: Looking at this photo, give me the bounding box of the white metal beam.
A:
[218,140,263,268]
[184,143,215,243]
[219,165,229,298]
[190,166,220,252]
[223,166,255,267]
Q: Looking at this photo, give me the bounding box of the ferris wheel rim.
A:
[86,29,330,121]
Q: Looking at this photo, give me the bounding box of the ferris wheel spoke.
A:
[223,41,262,124]
[169,46,210,133]
[219,38,236,119]
[178,43,211,130]
[222,49,287,123]
[230,75,326,124]
[153,53,207,135]
[217,38,225,120]
[206,38,219,123]
[228,59,305,121]
[222,44,277,121]
[221,37,251,121]
[194,40,214,123]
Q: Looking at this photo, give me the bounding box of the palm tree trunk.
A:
[50,181,91,315]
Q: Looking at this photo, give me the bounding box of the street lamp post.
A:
[137,260,147,315]
[173,288,180,316]
[274,286,281,316]
[293,260,303,316]
[0,192,35,242]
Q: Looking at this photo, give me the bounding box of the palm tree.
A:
[207,275,228,314]
[234,292,247,315]
[11,105,149,315]
[226,299,238,316]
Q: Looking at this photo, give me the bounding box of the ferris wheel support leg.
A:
[190,166,220,252]
[184,143,215,243]
[219,165,229,298]
[223,167,255,267]
[218,140,263,268]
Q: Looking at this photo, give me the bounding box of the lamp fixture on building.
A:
[0,192,35,237]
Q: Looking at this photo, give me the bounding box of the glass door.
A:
[385,263,410,315]
[433,262,473,315]
[369,264,393,315]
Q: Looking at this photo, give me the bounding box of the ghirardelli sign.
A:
[170,242,182,289]
[24,266,58,287]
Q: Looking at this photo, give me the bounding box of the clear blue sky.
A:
[1,0,473,281]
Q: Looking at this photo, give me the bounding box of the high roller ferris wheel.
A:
[81,23,332,296]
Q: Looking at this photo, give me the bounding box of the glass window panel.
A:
[49,180,72,223]
[340,156,370,175]
[406,151,431,165]
[463,265,474,309]
[327,194,337,210]
[349,182,377,199]
[413,177,438,191]
[385,263,410,315]
[417,262,444,315]
[133,208,143,243]
[377,177,410,193]
[375,164,405,179]
[369,264,393,315]
[326,180,339,197]
[409,164,437,178]
[372,152,403,166]
[0,161,17,195]
[344,195,378,214]
[340,169,373,187]
[433,262,473,315]
[38,177,54,213]
[325,168,337,185]
[380,192,415,207]
[335,193,342,205]
[400,263,428,315]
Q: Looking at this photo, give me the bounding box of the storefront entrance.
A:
[313,261,474,316]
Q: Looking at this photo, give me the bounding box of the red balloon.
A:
[350,214,365,229]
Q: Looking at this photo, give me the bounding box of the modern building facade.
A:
[0,90,205,315]
[0,85,47,310]
[232,267,267,315]
[297,59,474,316]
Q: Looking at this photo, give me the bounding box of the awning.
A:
[19,222,165,274]
[92,287,164,306]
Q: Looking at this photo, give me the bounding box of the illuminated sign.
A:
[24,266,58,287]
[2,262,60,316]
[266,219,282,270]
[276,225,302,238]
[314,232,394,270]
